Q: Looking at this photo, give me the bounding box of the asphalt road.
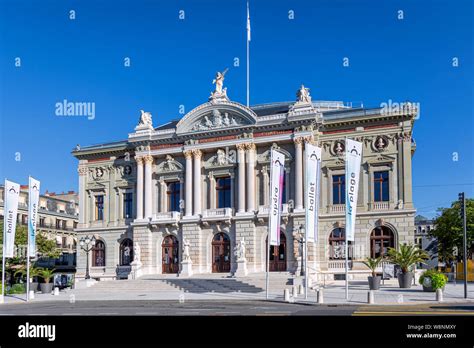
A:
[1,300,474,316]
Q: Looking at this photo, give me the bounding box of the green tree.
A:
[0,220,27,247]
[429,198,474,263]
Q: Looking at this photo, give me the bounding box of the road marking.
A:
[98,312,119,315]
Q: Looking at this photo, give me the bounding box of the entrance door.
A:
[212,233,231,273]
[267,232,287,272]
[162,236,179,274]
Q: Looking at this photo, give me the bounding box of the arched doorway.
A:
[92,240,106,267]
[120,239,133,266]
[370,226,395,258]
[266,232,287,272]
[162,235,179,274]
[212,233,231,273]
[328,228,352,260]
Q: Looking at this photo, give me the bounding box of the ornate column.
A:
[135,156,144,220]
[77,165,88,225]
[236,144,246,213]
[184,150,193,217]
[262,166,269,206]
[294,137,304,211]
[192,149,202,216]
[143,155,153,219]
[246,143,256,212]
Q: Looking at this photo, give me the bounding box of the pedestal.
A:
[130,261,143,280]
[234,259,248,277]
[179,260,193,277]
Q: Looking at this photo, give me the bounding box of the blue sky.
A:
[0,0,472,218]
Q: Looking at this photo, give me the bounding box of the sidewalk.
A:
[2,280,473,306]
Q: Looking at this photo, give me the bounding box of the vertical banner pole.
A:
[246,1,250,107]
[304,234,308,299]
[1,247,5,304]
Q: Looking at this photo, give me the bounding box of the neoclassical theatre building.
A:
[73,74,418,280]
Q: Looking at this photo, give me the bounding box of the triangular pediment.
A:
[366,153,396,165]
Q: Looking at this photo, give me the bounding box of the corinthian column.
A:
[246,143,256,212]
[143,154,154,219]
[135,156,144,220]
[77,166,88,225]
[294,137,303,211]
[192,149,202,216]
[236,144,246,213]
[184,150,193,217]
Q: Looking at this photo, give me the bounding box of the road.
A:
[1,300,474,316]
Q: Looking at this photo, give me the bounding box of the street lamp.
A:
[298,225,305,276]
[79,235,96,280]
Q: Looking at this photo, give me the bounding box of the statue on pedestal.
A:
[234,238,246,261]
[183,238,191,261]
[133,242,141,264]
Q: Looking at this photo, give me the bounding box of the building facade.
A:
[0,186,79,264]
[415,215,437,269]
[72,76,418,280]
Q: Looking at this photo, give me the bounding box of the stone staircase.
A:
[80,272,294,295]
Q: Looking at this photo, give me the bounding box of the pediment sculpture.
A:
[192,109,242,131]
[157,155,183,173]
[208,149,236,167]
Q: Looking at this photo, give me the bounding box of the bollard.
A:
[284,289,290,302]
[368,290,374,304]
[292,286,298,298]
[317,289,324,304]
[53,287,59,296]
[29,290,35,300]
[298,284,304,295]
[436,289,443,302]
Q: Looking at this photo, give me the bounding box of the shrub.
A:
[419,269,448,290]
[7,283,26,294]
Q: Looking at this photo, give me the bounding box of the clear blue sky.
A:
[0,0,472,218]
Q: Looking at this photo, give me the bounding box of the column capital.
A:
[244,143,256,151]
[293,137,304,146]
[192,149,203,159]
[78,167,88,176]
[135,156,144,164]
[183,150,193,159]
[143,154,154,165]
[236,143,246,152]
[303,135,316,145]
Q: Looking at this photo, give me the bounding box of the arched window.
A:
[212,233,231,273]
[92,240,106,267]
[328,228,352,260]
[120,239,133,266]
[370,226,395,258]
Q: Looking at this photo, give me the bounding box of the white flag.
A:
[247,1,251,42]
[268,149,285,246]
[305,143,322,243]
[3,180,20,258]
[28,177,40,257]
[345,139,362,242]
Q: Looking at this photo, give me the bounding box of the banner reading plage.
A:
[345,139,362,242]
[3,180,20,257]
[268,149,285,246]
[305,143,322,243]
[28,177,40,257]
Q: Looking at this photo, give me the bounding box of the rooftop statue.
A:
[212,68,228,95]
[137,110,153,128]
[296,84,312,103]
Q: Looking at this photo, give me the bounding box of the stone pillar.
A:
[135,156,144,220]
[184,150,193,217]
[236,144,246,213]
[246,143,256,212]
[143,155,153,219]
[294,137,304,211]
[402,134,413,208]
[192,149,202,216]
[78,165,88,226]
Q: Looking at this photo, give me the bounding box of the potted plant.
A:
[362,256,383,290]
[14,266,42,293]
[387,244,428,288]
[419,269,448,292]
[38,268,56,294]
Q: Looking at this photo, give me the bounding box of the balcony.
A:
[257,204,289,217]
[329,204,345,214]
[202,208,233,222]
[372,202,389,211]
[151,211,181,225]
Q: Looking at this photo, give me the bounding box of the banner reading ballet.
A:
[345,139,362,242]
[305,143,322,243]
[3,180,20,258]
[268,149,285,246]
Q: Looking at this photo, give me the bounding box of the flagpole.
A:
[266,148,272,301]
[1,179,6,304]
[246,0,250,107]
[26,176,31,302]
[344,137,349,301]
[304,232,308,299]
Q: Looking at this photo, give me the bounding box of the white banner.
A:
[345,139,362,242]
[305,143,322,243]
[3,180,20,258]
[268,149,285,246]
[28,177,40,257]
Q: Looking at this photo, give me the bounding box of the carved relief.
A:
[192,109,242,131]
[156,155,184,173]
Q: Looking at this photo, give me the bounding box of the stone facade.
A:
[72,81,418,280]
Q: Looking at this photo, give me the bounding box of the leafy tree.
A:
[429,198,474,263]
[0,220,27,247]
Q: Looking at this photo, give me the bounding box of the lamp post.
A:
[79,235,95,280]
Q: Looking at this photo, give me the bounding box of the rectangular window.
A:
[61,220,67,230]
[216,177,231,208]
[373,171,389,202]
[55,219,61,229]
[332,174,345,205]
[95,195,104,221]
[39,217,45,227]
[281,173,287,204]
[166,182,181,212]
[123,192,133,219]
